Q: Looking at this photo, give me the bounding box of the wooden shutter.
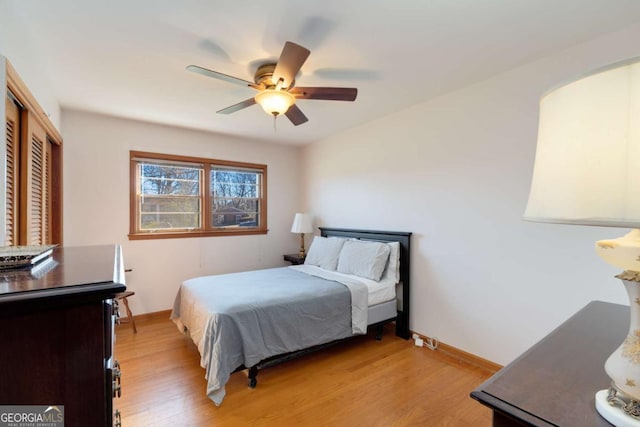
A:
[5,96,20,246]
[5,61,62,246]
[30,134,44,244]
[44,141,51,243]
[20,112,49,245]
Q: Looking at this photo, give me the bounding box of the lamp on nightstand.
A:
[524,57,640,426]
[290,213,313,259]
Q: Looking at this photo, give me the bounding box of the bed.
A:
[171,227,411,405]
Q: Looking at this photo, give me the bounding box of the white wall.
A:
[0,2,61,130]
[302,24,640,365]
[0,3,62,245]
[4,0,640,365]
[62,109,302,315]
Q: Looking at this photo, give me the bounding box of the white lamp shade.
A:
[291,213,313,234]
[255,90,295,116]
[524,58,640,228]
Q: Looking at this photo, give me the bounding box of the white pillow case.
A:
[337,240,391,281]
[304,236,346,270]
[381,241,400,283]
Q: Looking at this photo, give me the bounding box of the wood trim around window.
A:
[128,150,268,240]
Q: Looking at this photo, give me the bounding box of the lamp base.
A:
[596,388,640,426]
[298,233,306,259]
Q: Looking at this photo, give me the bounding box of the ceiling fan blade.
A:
[285,104,309,126]
[216,98,256,114]
[272,42,310,89]
[186,65,261,89]
[290,87,357,101]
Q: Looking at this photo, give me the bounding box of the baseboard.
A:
[132,309,172,322]
[410,330,503,374]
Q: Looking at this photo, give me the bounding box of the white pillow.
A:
[380,241,400,283]
[304,236,346,270]
[336,240,391,281]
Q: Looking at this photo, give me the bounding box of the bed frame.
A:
[245,227,412,388]
[320,227,411,339]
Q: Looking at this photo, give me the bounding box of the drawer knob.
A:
[113,380,121,398]
[112,361,122,398]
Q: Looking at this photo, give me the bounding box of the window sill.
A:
[128,228,268,240]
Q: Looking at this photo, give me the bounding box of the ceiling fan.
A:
[186,41,358,126]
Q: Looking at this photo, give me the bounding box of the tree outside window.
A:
[129,151,267,239]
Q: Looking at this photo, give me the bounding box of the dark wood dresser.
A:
[0,245,126,427]
[471,301,625,427]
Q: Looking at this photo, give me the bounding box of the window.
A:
[129,151,267,239]
[138,162,202,231]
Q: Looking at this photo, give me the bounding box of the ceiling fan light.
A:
[255,90,295,116]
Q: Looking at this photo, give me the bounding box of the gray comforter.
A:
[171,266,367,405]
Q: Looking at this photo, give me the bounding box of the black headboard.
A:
[319,227,412,340]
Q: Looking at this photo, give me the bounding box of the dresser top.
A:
[0,245,126,304]
[471,301,623,427]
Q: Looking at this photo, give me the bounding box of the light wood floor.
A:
[115,312,494,426]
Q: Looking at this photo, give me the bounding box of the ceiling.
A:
[7,0,640,145]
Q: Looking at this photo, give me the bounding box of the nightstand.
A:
[283,253,305,265]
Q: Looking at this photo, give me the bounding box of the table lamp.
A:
[524,57,640,426]
[290,213,313,259]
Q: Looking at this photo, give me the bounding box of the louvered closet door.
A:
[5,62,62,247]
[5,95,20,246]
[20,112,51,245]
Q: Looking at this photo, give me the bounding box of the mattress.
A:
[289,264,396,306]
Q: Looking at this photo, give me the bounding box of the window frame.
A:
[129,151,268,240]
